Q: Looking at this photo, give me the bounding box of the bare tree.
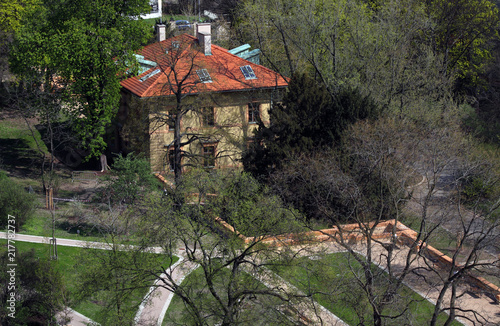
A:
[135,169,305,325]
[3,69,73,189]
[3,67,77,259]
[272,117,500,325]
[122,38,242,185]
[236,0,455,117]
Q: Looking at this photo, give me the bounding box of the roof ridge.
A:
[122,32,287,98]
[211,43,283,77]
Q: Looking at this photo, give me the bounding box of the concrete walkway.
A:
[0,232,164,252]
[0,232,167,326]
[1,233,347,325]
[134,252,199,326]
[3,232,498,325]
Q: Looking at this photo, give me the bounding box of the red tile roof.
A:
[121,34,288,98]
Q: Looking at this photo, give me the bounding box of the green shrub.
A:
[97,153,161,206]
[0,247,66,325]
[462,176,495,202]
[0,176,37,230]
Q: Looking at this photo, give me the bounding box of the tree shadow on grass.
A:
[35,123,100,170]
[0,138,42,177]
[56,220,103,237]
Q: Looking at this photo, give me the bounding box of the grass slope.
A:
[271,253,461,326]
[1,240,178,323]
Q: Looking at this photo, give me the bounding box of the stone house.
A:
[115,23,288,173]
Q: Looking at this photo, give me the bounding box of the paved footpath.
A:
[0,232,166,326]
[0,233,348,325]
[134,252,199,326]
[3,232,498,325]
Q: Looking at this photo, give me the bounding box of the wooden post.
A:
[50,237,57,260]
[49,187,54,211]
[45,187,54,210]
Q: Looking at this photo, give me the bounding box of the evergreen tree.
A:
[243,72,379,179]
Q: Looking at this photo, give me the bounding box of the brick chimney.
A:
[157,24,166,42]
[196,23,211,56]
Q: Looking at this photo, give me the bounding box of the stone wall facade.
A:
[117,88,280,172]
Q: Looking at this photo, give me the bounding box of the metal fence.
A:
[71,171,98,183]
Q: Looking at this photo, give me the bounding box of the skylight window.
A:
[197,69,212,83]
[139,68,161,82]
[240,65,256,80]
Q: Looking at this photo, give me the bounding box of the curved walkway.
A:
[3,232,498,325]
[0,232,167,326]
[0,233,347,325]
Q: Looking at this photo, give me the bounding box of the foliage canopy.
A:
[0,174,36,230]
[9,0,152,158]
[0,248,66,325]
[243,72,379,179]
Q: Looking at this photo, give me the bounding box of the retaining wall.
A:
[215,217,500,301]
[391,221,500,302]
[155,180,500,302]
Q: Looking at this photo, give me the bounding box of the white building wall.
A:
[141,0,162,20]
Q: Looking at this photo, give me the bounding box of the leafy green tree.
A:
[97,154,161,206]
[422,0,499,91]
[0,174,36,230]
[136,169,303,325]
[0,248,66,325]
[9,0,152,158]
[243,72,379,179]
[236,0,453,115]
[0,0,41,82]
[0,0,40,33]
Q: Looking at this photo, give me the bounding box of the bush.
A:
[461,175,495,203]
[0,248,66,325]
[97,153,161,206]
[0,175,37,230]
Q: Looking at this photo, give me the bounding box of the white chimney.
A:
[157,24,166,42]
[197,23,211,56]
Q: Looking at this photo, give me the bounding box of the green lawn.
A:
[0,119,47,154]
[1,240,178,323]
[19,208,114,242]
[0,117,47,178]
[270,253,462,326]
[164,266,291,326]
[20,200,143,244]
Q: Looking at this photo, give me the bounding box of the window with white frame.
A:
[197,69,212,83]
[248,102,260,123]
